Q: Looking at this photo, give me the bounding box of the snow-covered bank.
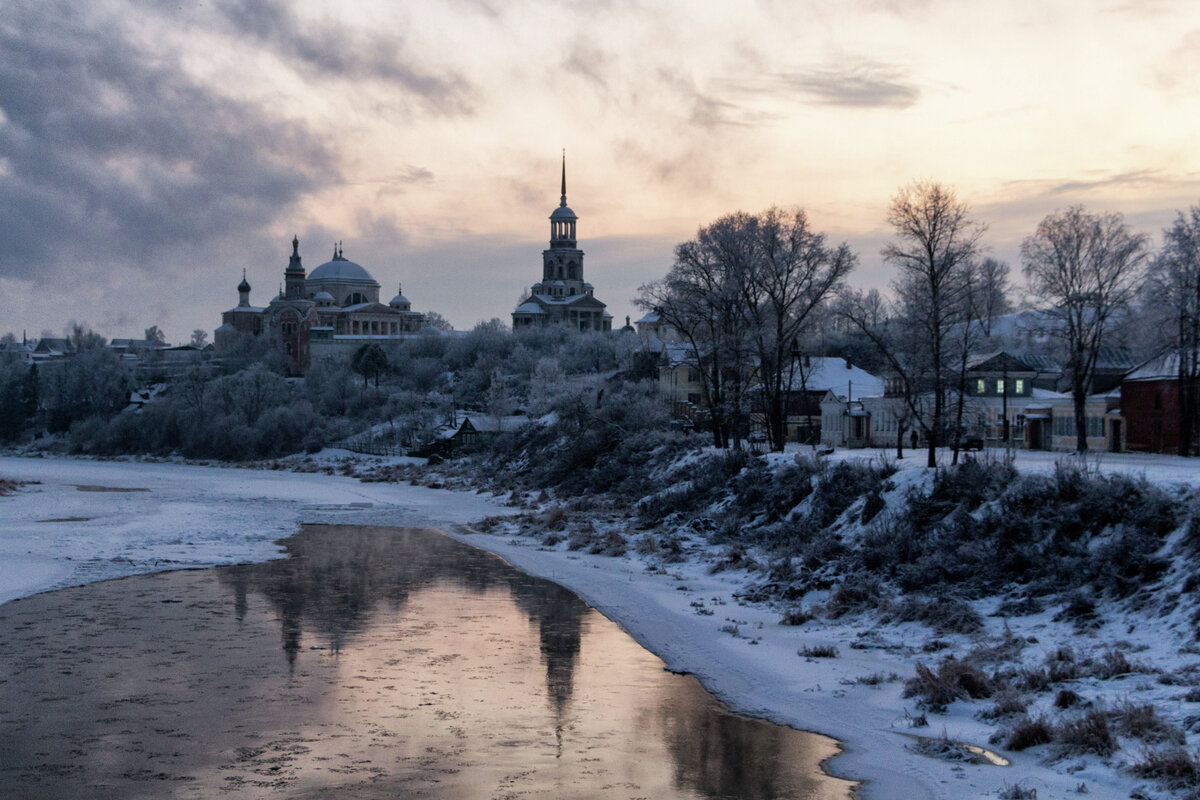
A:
[1,453,1195,800]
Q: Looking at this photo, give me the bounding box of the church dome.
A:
[390,293,410,307]
[237,275,251,293]
[313,291,335,304]
[309,258,376,283]
[550,204,577,221]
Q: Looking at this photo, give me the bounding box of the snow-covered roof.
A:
[1124,351,1186,383]
[786,357,885,398]
[308,258,378,285]
[514,302,546,314]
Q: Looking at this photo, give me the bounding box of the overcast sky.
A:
[4,0,1200,341]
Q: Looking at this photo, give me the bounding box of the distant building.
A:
[512,154,611,332]
[215,237,426,374]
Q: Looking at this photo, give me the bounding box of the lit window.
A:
[976,379,986,394]
[1015,379,1024,394]
[996,379,1005,394]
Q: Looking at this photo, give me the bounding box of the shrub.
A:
[798,644,839,658]
[1112,702,1186,745]
[903,658,993,712]
[588,530,628,557]
[892,594,984,635]
[1004,715,1053,751]
[1130,746,1200,792]
[983,691,1028,720]
[1054,688,1083,709]
[780,606,814,626]
[1054,710,1116,757]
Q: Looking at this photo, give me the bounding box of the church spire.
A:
[560,149,567,208]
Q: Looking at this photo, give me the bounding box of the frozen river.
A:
[0,525,855,799]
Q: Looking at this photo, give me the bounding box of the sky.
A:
[4,0,1200,341]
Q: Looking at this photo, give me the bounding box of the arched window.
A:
[567,262,577,279]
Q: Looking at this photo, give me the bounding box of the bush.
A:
[1112,702,1186,745]
[1054,710,1116,757]
[1130,746,1200,792]
[1004,715,1053,751]
[903,658,993,712]
[891,594,983,635]
[798,644,838,658]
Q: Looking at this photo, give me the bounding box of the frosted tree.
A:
[842,181,984,468]
[1022,206,1148,452]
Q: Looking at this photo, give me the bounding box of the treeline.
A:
[0,321,653,461]
[640,183,1200,463]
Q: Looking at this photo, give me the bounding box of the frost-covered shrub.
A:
[1054,710,1116,757]
[903,658,993,712]
[1003,715,1052,750]
[1112,702,1186,745]
[891,594,984,635]
[1130,746,1200,795]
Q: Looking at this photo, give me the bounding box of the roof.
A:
[514,301,546,315]
[1124,350,1190,383]
[550,205,578,221]
[786,357,885,398]
[966,351,1039,373]
[308,257,378,285]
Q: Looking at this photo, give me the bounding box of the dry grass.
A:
[1003,716,1053,751]
[1054,710,1116,758]
[1111,702,1186,746]
[1129,746,1200,794]
[798,644,839,658]
[903,659,993,712]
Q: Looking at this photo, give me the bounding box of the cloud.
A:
[207,0,476,115]
[740,59,920,109]
[0,0,334,283]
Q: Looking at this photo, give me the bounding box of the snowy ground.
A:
[1,450,1196,800]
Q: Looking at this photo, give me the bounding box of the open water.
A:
[0,525,855,799]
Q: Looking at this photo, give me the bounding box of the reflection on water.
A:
[0,525,855,799]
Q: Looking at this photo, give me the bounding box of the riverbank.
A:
[0,453,1195,799]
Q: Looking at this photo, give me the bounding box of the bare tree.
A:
[737,208,856,450]
[1145,204,1200,455]
[639,218,752,449]
[144,325,166,347]
[190,329,209,348]
[865,180,984,468]
[976,257,1014,336]
[1022,206,1149,452]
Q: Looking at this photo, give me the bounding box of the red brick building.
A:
[1121,351,1199,454]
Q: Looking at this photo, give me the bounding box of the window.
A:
[996,379,1005,394]
[687,369,700,383]
[1015,379,1025,395]
[976,379,986,394]
[687,393,701,405]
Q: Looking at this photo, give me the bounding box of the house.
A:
[1121,351,1199,454]
[767,358,884,444]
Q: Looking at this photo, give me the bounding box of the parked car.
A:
[962,434,984,451]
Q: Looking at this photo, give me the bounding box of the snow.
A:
[1,450,1197,799]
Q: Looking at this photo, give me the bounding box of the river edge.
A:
[0,453,1160,799]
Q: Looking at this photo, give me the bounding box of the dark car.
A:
[962,434,984,451]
